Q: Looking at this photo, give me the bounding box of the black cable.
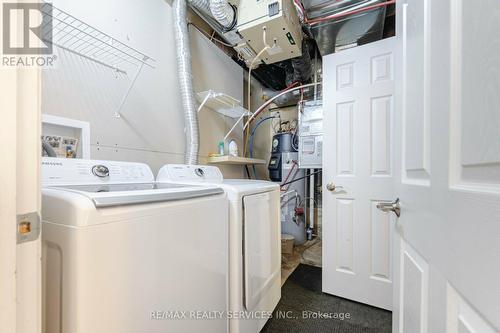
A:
[281,170,322,187]
[221,4,238,32]
[244,165,252,179]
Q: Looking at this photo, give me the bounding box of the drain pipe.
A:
[173,0,199,164]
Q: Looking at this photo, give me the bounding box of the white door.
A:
[322,37,397,310]
[391,0,500,332]
[0,5,43,332]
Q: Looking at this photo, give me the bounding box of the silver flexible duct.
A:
[189,0,212,17]
[173,0,199,164]
[209,0,235,29]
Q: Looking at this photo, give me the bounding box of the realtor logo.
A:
[2,2,55,67]
[3,2,52,54]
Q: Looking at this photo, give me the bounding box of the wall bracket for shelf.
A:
[114,59,146,118]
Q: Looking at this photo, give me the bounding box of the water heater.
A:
[268,132,306,244]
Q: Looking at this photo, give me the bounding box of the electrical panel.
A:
[235,0,303,64]
[298,101,323,169]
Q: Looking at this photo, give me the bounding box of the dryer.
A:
[157,165,281,333]
[42,158,229,333]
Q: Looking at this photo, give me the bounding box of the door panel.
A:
[371,96,392,176]
[402,0,431,184]
[400,240,429,333]
[336,198,354,273]
[336,102,354,175]
[370,201,391,280]
[450,0,500,191]
[323,37,397,311]
[447,285,496,333]
[394,0,500,331]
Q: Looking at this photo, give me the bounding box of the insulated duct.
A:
[261,87,315,108]
[173,0,199,164]
[291,39,313,83]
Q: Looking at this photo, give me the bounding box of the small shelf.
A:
[196,90,251,118]
[207,156,267,165]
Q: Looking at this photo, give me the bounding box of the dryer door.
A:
[243,191,280,311]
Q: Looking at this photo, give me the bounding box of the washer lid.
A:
[46,182,224,207]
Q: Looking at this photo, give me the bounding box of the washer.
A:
[157,164,281,333]
[42,158,229,333]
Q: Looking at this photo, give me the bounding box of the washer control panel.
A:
[42,157,154,186]
[91,165,110,178]
[194,168,205,178]
[157,164,223,183]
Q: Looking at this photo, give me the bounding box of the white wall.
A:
[42,0,244,177]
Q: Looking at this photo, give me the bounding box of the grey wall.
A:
[42,0,244,177]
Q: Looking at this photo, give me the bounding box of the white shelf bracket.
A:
[114,58,146,118]
[197,91,213,113]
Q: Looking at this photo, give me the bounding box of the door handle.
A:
[326,182,344,192]
[376,198,401,217]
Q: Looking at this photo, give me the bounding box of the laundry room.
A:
[2,0,500,333]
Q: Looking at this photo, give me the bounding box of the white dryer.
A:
[157,165,281,333]
[41,158,229,333]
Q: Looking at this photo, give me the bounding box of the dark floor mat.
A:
[261,265,392,333]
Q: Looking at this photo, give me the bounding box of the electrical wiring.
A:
[281,169,322,187]
[187,22,236,47]
[243,82,322,131]
[280,160,299,191]
[244,27,276,155]
[249,116,276,178]
[299,196,319,209]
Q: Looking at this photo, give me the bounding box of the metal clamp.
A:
[376,198,401,218]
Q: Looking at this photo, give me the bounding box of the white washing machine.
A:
[157,165,281,333]
[41,158,229,333]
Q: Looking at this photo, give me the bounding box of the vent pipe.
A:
[209,0,236,30]
[173,0,199,164]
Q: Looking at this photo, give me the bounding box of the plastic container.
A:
[281,234,295,255]
[218,141,224,155]
[228,139,238,157]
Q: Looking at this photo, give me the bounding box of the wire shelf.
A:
[41,3,155,74]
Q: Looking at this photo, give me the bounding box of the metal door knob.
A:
[376,198,401,217]
[326,182,344,192]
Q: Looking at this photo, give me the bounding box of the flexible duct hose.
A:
[209,0,236,30]
[173,0,199,164]
[189,0,212,18]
